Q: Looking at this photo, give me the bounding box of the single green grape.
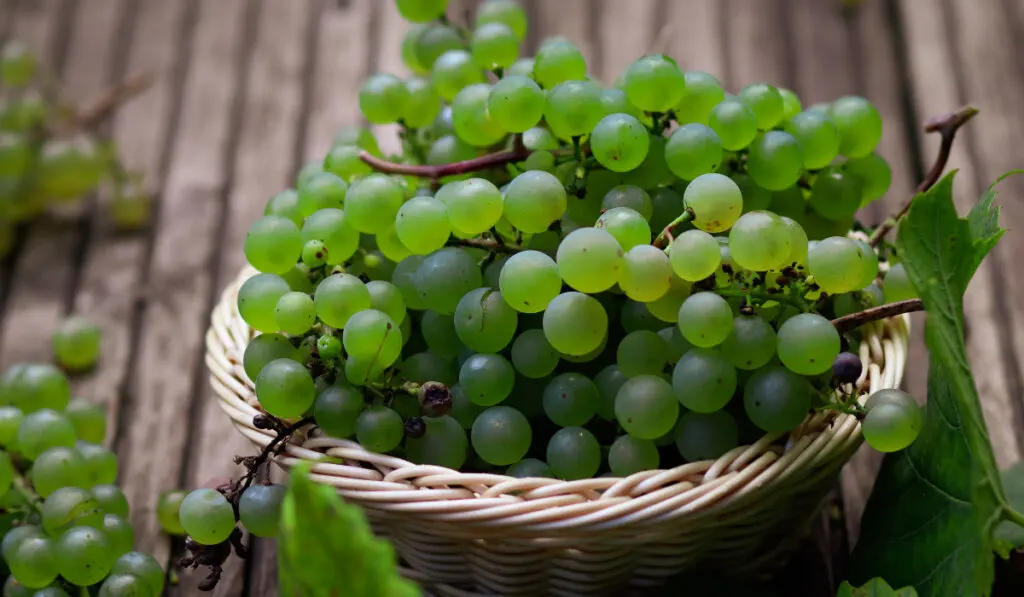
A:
[322,144,372,181]
[498,250,561,313]
[596,207,650,251]
[475,0,528,40]
[809,166,863,221]
[103,513,135,556]
[677,292,733,348]
[470,22,518,69]
[1,363,70,412]
[615,375,679,440]
[99,573,155,597]
[437,178,504,235]
[862,389,922,452]
[720,314,777,370]
[556,228,624,293]
[510,329,560,378]
[616,330,669,378]
[406,416,468,469]
[454,288,518,353]
[664,123,723,181]
[487,75,544,133]
[543,80,603,139]
[237,273,290,333]
[54,525,115,586]
[674,71,725,124]
[459,353,515,406]
[8,536,58,589]
[156,489,187,536]
[274,292,316,336]
[355,405,403,453]
[674,410,739,461]
[728,210,792,272]
[590,113,650,173]
[542,373,599,427]
[313,385,364,438]
[683,173,743,233]
[669,229,721,282]
[414,248,483,315]
[808,236,865,294]
[315,273,371,327]
[179,489,236,546]
[242,334,297,382]
[546,426,601,480]
[618,244,671,303]
[358,73,409,124]
[471,406,531,465]
[402,76,442,128]
[451,83,507,147]
[238,484,286,538]
[297,171,347,216]
[737,83,784,130]
[743,365,812,432]
[0,405,23,448]
[622,54,686,112]
[843,153,892,205]
[671,348,737,413]
[395,196,451,255]
[505,458,553,478]
[432,50,486,102]
[255,358,315,419]
[708,98,758,151]
[17,409,76,461]
[502,170,567,233]
[829,96,883,158]
[41,487,104,536]
[785,111,840,170]
[51,316,102,372]
[542,292,608,356]
[746,131,804,191]
[301,207,359,265]
[776,313,841,376]
[110,552,165,596]
[532,39,586,89]
[645,275,692,323]
[30,447,88,498]
[395,0,448,23]
[608,434,659,476]
[345,174,405,234]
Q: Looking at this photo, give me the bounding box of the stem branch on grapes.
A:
[447,236,521,253]
[359,133,531,180]
[232,415,314,499]
[716,287,809,312]
[653,208,694,248]
[868,105,979,247]
[831,298,923,333]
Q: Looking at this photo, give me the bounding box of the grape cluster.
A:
[0,357,165,595]
[0,40,149,257]
[234,0,923,485]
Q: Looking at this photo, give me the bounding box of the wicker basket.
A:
[205,268,909,597]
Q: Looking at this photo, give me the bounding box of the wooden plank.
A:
[177,2,314,596]
[114,0,252,569]
[718,0,790,90]
[527,0,594,60]
[661,0,724,76]
[593,0,658,85]
[70,0,191,439]
[895,0,1023,469]
[374,0,410,157]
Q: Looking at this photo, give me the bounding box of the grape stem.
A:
[447,236,521,253]
[868,105,979,247]
[831,298,923,333]
[232,415,314,498]
[358,133,530,180]
[716,287,809,311]
[653,208,695,248]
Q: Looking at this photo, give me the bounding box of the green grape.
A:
[476,0,527,39]
[809,166,863,221]
[2,525,44,564]
[487,75,543,133]
[543,80,603,139]
[89,485,128,518]
[677,292,733,348]
[829,96,882,158]
[523,149,555,172]
[42,487,104,536]
[432,50,485,102]
[498,250,561,313]
[1,364,70,412]
[622,54,686,112]
[273,292,316,336]
[779,215,809,267]
[34,139,105,200]
[102,513,135,556]
[391,255,427,310]
[471,406,531,465]
[376,225,411,263]
[110,552,163,596]
[669,229,721,282]
[590,114,649,173]
[649,187,684,233]
[509,329,559,379]
[843,153,892,205]
[238,484,285,538]
[671,348,737,413]
[154,490,187,536]
[342,309,402,369]
[179,488,235,546]
[322,144,372,182]
[356,405,404,452]
[414,248,483,314]
[51,317,102,373]
[412,23,464,71]
[99,574,154,597]
[674,71,725,124]
[418,311,460,359]
[522,126,557,150]
[30,447,88,498]
[317,334,342,359]
[779,87,802,121]
[503,170,567,233]
[543,292,608,356]
[396,0,447,22]
[808,236,865,294]
[598,87,643,119]
[720,314,776,370]
[345,174,404,234]
[596,207,650,251]
[743,366,811,432]
[459,353,515,406]
[470,22,518,69]
[546,426,600,480]
[708,98,758,151]
[406,416,468,469]
[683,173,743,233]
[602,185,653,221]
[366,280,407,325]
[883,262,917,303]
[608,435,659,476]
[448,385,483,429]
[532,39,586,89]
[427,134,477,169]
[402,24,430,73]
[728,210,791,272]
[592,365,626,422]
[0,405,22,447]
[17,410,76,461]
[344,354,387,387]
[264,189,303,226]
[674,410,739,461]
[297,172,347,217]
[619,245,671,303]
[314,274,371,327]
[402,76,442,128]
[541,373,598,427]
[438,178,504,235]
[255,358,315,419]
[1,41,36,86]
[358,73,409,124]
[8,536,57,589]
[615,330,667,378]
[54,525,114,586]
[454,288,518,352]
[664,123,723,181]
[746,131,804,191]
[301,240,328,267]
[776,313,840,375]
[737,83,784,130]
[395,196,451,255]
[301,208,359,265]
[854,240,879,289]
[237,273,290,333]
[556,228,624,293]
[314,385,364,438]
[505,458,552,478]
[645,275,692,323]
[785,111,840,170]
[242,334,297,382]
[615,375,679,440]
[862,389,922,452]
[659,326,693,362]
[451,83,507,147]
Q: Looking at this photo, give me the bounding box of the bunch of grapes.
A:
[230,0,923,488]
[0,354,165,595]
[0,40,150,258]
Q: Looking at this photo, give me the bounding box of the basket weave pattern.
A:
[205,269,909,597]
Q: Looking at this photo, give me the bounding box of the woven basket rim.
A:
[206,266,909,536]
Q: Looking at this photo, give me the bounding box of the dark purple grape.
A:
[404,417,426,439]
[832,352,862,384]
[418,381,452,418]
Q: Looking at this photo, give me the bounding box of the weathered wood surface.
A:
[2,0,1023,595]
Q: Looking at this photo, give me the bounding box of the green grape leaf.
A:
[277,464,420,597]
[996,462,1024,548]
[836,578,919,597]
[850,171,1018,596]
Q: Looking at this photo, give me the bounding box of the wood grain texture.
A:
[593,0,657,84]
[718,0,790,90]
[661,0,724,76]
[114,0,252,570]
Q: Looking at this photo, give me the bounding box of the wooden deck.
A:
[1,0,1023,595]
